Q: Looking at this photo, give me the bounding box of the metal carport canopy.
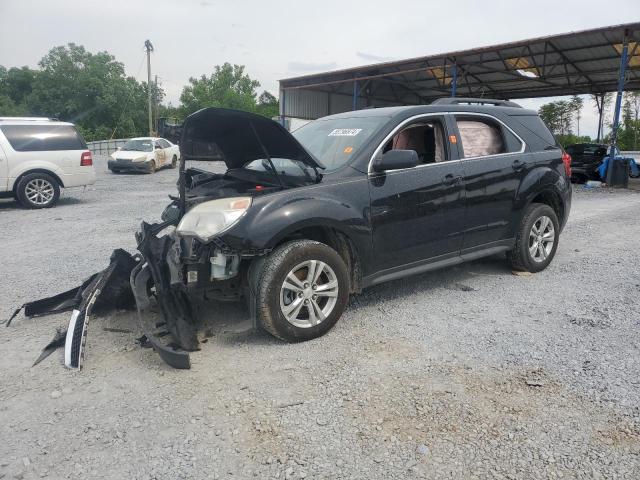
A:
[278,22,640,120]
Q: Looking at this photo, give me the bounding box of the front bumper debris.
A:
[7,226,196,370]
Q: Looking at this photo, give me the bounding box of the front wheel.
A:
[507,203,559,273]
[146,160,156,174]
[256,240,350,342]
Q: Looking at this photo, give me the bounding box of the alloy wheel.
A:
[528,215,555,262]
[279,260,339,328]
[25,178,55,206]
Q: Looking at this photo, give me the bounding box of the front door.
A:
[369,115,466,272]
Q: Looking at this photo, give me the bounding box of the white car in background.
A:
[0,117,96,209]
[108,137,180,174]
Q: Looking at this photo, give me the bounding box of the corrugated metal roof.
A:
[280,22,640,119]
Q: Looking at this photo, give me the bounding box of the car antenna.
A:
[248,121,285,189]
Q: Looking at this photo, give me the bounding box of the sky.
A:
[0,0,637,137]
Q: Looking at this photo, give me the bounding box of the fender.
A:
[219,179,374,269]
[515,162,570,228]
[12,166,66,190]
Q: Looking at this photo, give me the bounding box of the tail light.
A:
[80,151,93,166]
[562,151,571,177]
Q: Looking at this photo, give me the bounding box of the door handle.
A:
[512,159,525,171]
[441,174,463,186]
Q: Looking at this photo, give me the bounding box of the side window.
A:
[0,125,87,152]
[382,118,448,164]
[456,118,506,158]
[159,139,170,148]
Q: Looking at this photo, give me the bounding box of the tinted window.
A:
[583,145,607,156]
[565,145,582,155]
[158,139,171,148]
[292,116,389,171]
[1,124,86,152]
[456,118,506,157]
[502,128,524,153]
[513,115,557,147]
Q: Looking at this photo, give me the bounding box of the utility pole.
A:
[154,74,159,133]
[144,39,154,136]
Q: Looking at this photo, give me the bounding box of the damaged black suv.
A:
[144,99,571,348]
[15,98,572,369]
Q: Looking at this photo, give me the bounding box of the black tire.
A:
[15,172,60,209]
[171,155,178,169]
[146,160,156,174]
[507,203,559,273]
[256,240,349,342]
[111,169,120,174]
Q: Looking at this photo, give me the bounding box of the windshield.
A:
[122,139,153,152]
[243,158,316,183]
[292,116,389,171]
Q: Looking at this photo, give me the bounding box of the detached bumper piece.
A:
[7,249,137,369]
[10,228,196,370]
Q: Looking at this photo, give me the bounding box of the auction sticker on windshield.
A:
[328,128,362,136]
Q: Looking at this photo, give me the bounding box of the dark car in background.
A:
[565,143,609,182]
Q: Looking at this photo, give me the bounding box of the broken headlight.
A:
[176,197,252,243]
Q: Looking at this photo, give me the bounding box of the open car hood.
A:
[179,108,324,170]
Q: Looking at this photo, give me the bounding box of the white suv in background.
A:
[0,117,96,208]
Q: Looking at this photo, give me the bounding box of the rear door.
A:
[452,113,528,250]
[369,114,466,272]
[0,135,8,191]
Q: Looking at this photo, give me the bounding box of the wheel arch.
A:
[13,168,65,192]
[268,221,363,294]
[525,188,564,228]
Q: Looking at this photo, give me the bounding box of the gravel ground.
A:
[1,157,639,479]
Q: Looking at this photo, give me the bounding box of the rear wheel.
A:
[507,203,559,273]
[256,240,349,342]
[16,172,60,209]
[171,155,178,168]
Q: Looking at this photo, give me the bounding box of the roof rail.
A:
[0,116,54,121]
[431,97,522,108]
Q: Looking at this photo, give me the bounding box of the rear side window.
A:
[512,115,557,147]
[456,118,506,157]
[0,124,87,152]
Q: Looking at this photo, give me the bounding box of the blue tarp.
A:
[597,156,640,179]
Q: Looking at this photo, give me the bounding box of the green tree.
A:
[256,90,279,119]
[24,43,149,140]
[570,95,584,136]
[616,92,640,150]
[538,100,576,136]
[179,63,278,119]
[0,65,37,116]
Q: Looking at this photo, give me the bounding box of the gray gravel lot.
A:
[1,156,639,479]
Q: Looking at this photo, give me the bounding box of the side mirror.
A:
[373,149,419,172]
